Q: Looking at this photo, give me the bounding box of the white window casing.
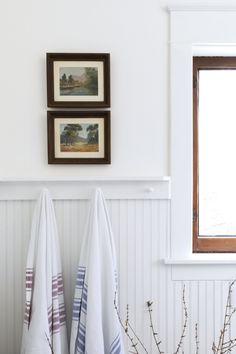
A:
[169,6,236,272]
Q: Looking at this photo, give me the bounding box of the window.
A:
[169,8,236,263]
[193,57,236,252]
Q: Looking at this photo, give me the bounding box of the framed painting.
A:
[47,111,111,164]
[47,53,110,108]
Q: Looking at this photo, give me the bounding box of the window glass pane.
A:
[199,70,236,236]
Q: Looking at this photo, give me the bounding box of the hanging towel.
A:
[21,188,68,354]
[70,188,124,354]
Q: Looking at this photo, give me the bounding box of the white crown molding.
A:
[166,4,236,13]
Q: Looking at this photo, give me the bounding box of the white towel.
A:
[21,189,69,354]
[70,188,124,354]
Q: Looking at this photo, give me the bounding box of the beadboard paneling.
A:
[0,182,235,354]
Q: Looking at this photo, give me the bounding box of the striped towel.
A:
[21,188,68,354]
[70,188,124,354]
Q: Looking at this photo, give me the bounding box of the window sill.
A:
[164,256,236,265]
[164,256,236,280]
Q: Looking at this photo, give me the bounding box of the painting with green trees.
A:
[59,67,98,96]
[60,123,99,152]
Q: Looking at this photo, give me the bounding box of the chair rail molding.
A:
[0,177,171,201]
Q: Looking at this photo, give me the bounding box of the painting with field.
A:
[60,67,98,96]
[60,123,99,153]
[47,110,110,164]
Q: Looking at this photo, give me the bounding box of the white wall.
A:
[2,1,236,354]
[2,0,234,178]
[0,0,171,178]
[1,0,236,179]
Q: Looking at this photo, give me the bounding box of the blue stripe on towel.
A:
[81,285,87,311]
[110,334,122,354]
[73,266,88,353]
[76,267,86,289]
[72,266,87,322]
[76,322,86,353]
[72,301,81,320]
[75,285,88,350]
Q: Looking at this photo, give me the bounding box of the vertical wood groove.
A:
[0,198,234,353]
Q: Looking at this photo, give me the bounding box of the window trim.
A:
[193,56,236,253]
[169,7,236,264]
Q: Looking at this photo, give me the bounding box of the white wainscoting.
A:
[0,179,235,354]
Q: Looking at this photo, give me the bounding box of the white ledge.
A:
[166,5,236,13]
[164,257,236,265]
[0,177,171,200]
[0,176,170,182]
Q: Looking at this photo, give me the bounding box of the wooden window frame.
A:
[193,56,236,253]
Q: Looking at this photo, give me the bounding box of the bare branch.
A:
[195,323,199,354]
[45,332,54,354]
[147,301,164,354]
[114,292,139,354]
[212,280,236,354]
[174,285,188,354]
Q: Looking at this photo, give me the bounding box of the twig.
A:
[126,304,150,353]
[174,285,188,354]
[195,323,199,354]
[115,282,236,354]
[126,315,149,353]
[114,293,139,354]
[212,280,236,354]
[45,332,54,354]
[147,301,164,354]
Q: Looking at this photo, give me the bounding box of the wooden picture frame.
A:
[47,53,110,108]
[47,111,111,164]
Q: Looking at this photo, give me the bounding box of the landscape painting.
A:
[59,67,98,96]
[47,111,111,164]
[47,53,110,108]
[60,123,99,152]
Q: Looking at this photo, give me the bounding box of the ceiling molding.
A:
[166,4,236,13]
